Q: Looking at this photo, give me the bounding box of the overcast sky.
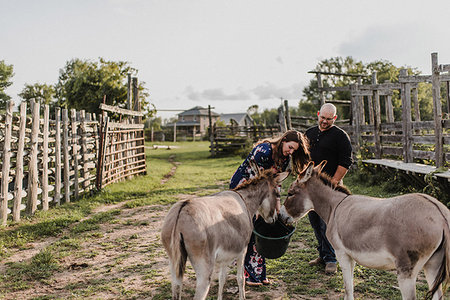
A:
[2,0,450,120]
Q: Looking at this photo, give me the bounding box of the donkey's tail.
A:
[427,226,450,299]
[168,201,189,279]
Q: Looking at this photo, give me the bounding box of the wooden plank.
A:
[42,105,50,210]
[362,158,450,181]
[99,103,144,117]
[319,86,351,92]
[107,122,144,130]
[54,108,61,205]
[308,71,367,77]
[357,83,402,90]
[71,109,79,199]
[13,102,26,222]
[1,101,13,225]
[431,53,444,167]
[62,109,70,203]
[325,99,351,104]
[27,100,40,215]
[438,64,450,73]
[400,69,413,163]
[80,110,90,191]
[372,72,382,158]
[380,147,403,156]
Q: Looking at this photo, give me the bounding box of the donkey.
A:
[279,161,450,300]
[161,164,289,300]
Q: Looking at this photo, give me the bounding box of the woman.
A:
[229,130,310,286]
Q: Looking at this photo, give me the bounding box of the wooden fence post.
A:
[80,110,89,191]
[284,99,292,130]
[386,93,394,123]
[71,109,79,199]
[431,52,444,167]
[372,72,382,158]
[350,84,361,150]
[316,73,326,106]
[42,104,50,210]
[62,109,70,203]
[27,100,40,214]
[55,108,62,205]
[1,101,14,225]
[13,102,27,221]
[400,69,413,163]
[278,106,287,133]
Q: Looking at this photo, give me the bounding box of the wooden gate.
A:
[96,104,146,189]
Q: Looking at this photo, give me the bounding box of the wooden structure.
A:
[0,100,98,225]
[96,103,146,189]
[209,124,280,157]
[285,52,450,188]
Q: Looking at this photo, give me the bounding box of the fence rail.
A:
[0,100,98,225]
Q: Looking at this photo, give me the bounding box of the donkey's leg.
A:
[337,253,355,300]
[235,251,246,300]
[191,257,214,300]
[169,259,184,300]
[397,274,417,300]
[217,264,228,300]
[423,249,444,300]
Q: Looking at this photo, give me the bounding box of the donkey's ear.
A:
[276,171,290,183]
[298,161,314,183]
[248,160,261,176]
[314,160,327,173]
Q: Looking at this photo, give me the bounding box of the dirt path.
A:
[1,200,318,299]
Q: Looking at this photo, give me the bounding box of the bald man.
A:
[305,103,353,274]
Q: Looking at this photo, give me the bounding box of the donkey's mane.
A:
[316,171,351,195]
[233,168,277,191]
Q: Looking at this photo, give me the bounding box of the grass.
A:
[0,141,445,299]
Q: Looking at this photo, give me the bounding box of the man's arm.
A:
[331,165,348,186]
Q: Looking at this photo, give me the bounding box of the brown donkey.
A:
[161,166,289,300]
[279,161,449,300]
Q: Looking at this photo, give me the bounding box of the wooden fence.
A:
[96,104,146,188]
[0,100,98,225]
[284,52,450,187]
[210,124,281,156]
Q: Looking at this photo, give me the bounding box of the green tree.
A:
[19,83,56,110]
[55,58,151,117]
[0,60,14,109]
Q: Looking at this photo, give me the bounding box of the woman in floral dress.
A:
[229,130,310,286]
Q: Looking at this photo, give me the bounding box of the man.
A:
[305,103,353,274]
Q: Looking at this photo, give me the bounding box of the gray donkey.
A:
[161,163,289,300]
[280,161,449,300]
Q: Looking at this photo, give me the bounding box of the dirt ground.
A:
[1,194,343,300]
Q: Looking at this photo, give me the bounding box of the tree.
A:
[19,83,56,111]
[0,60,14,109]
[55,58,151,117]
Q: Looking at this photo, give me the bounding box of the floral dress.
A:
[229,142,289,284]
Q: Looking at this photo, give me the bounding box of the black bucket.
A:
[253,218,296,259]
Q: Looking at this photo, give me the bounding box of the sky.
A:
[2,0,450,121]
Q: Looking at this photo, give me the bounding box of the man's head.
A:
[317,103,337,131]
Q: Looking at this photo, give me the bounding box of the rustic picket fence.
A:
[0,100,98,225]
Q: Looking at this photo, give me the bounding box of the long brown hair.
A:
[257,130,310,174]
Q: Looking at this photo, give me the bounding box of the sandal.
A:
[245,280,262,286]
[262,279,271,285]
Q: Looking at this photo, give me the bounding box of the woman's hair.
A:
[257,130,310,174]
